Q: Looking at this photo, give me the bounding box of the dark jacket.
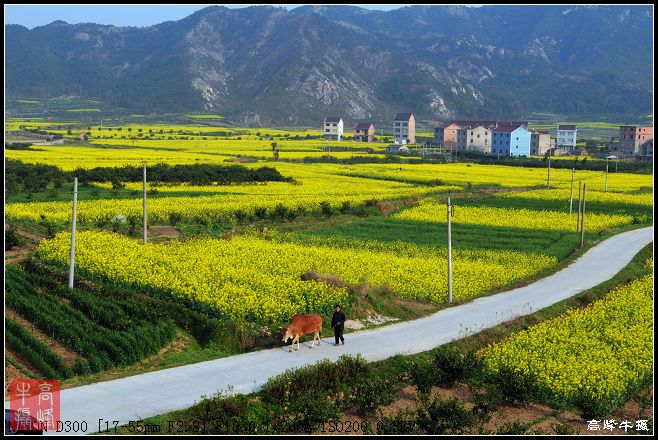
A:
[331,310,346,331]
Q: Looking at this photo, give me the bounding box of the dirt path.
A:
[4,225,44,265]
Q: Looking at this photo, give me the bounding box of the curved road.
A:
[6,226,653,435]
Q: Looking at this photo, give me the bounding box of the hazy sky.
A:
[5,4,483,29]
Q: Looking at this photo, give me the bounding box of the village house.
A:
[557,124,577,149]
[456,124,493,153]
[323,116,343,141]
[434,122,460,149]
[530,130,553,156]
[393,113,415,144]
[435,120,529,152]
[491,124,531,157]
[617,125,653,155]
[354,122,375,142]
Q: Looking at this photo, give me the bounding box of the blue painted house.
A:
[491,124,531,157]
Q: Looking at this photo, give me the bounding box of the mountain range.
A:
[5,5,653,126]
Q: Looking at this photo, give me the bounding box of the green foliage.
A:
[574,391,613,419]
[552,423,578,435]
[350,376,394,416]
[432,344,482,386]
[254,207,267,220]
[5,224,22,250]
[496,421,531,435]
[186,389,266,434]
[168,212,183,226]
[111,179,126,190]
[470,386,503,421]
[5,158,69,194]
[415,395,474,434]
[5,142,33,150]
[409,360,438,402]
[489,365,543,406]
[319,201,333,217]
[5,160,294,194]
[272,203,290,220]
[453,152,651,174]
[73,358,91,376]
[6,265,177,375]
[6,317,73,379]
[264,354,370,404]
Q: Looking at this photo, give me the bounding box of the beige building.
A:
[530,130,552,156]
[456,125,492,153]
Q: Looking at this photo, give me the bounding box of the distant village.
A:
[323,114,653,160]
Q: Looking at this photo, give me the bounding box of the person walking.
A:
[331,304,346,346]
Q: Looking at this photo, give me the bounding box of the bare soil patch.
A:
[149,225,181,239]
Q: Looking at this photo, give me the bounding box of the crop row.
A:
[6,265,177,375]
[6,317,73,380]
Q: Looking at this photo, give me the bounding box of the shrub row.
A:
[159,355,395,435]
[6,265,177,375]
[5,159,294,194]
[454,151,652,174]
[6,317,73,380]
[233,200,379,225]
[25,259,226,346]
[74,163,294,185]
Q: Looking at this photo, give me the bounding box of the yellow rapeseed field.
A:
[480,275,653,409]
[35,230,557,324]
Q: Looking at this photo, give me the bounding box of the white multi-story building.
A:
[557,124,577,149]
[323,117,343,141]
[393,112,415,144]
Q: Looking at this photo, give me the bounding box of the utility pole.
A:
[447,197,453,304]
[547,150,551,189]
[569,168,575,214]
[143,163,148,244]
[577,181,582,232]
[580,183,587,248]
[68,178,78,289]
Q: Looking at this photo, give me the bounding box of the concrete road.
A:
[5,226,653,435]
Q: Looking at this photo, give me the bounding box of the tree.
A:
[127,127,132,133]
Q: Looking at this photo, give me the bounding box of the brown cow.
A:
[281,314,323,352]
